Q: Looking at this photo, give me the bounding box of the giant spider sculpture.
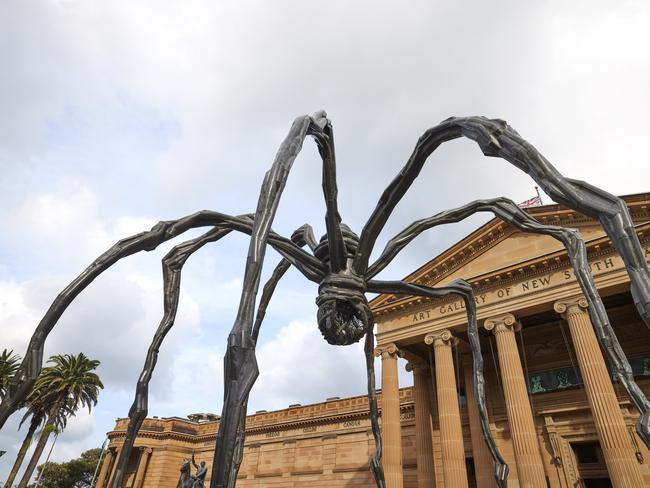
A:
[1,112,650,488]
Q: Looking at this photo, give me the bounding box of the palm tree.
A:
[0,349,21,399]
[16,353,103,488]
[3,392,49,488]
[4,384,73,488]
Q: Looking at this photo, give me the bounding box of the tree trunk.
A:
[16,422,53,488]
[4,418,39,487]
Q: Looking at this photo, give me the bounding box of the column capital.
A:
[553,296,589,317]
[483,313,520,334]
[405,359,428,374]
[374,342,401,359]
[424,329,457,348]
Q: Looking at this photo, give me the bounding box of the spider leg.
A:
[0,211,322,429]
[213,112,337,487]
[365,325,386,487]
[353,117,650,341]
[229,227,315,481]
[226,259,292,486]
[109,226,234,488]
[457,118,650,332]
[291,223,318,253]
[354,119,464,273]
[307,116,347,271]
[0,210,222,427]
[368,195,650,446]
[251,223,317,342]
[367,278,509,488]
[109,221,317,487]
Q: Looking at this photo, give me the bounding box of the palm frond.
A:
[0,348,21,398]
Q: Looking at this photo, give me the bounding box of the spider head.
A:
[315,273,371,346]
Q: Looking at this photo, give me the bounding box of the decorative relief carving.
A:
[527,336,565,358]
[528,367,582,394]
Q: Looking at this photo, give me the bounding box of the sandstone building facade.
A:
[100,193,650,487]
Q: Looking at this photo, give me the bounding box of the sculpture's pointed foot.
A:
[637,410,650,449]
[494,463,509,488]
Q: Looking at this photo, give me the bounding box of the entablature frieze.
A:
[107,406,417,452]
[375,224,649,320]
[375,228,650,346]
[371,197,650,312]
[107,397,416,447]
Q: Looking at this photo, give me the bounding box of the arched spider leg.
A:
[368,196,650,446]
[110,225,236,488]
[366,279,509,488]
[252,224,317,343]
[456,118,650,333]
[364,321,385,488]
[308,116,347,272]
[212,111,350,486]
[353,117,650,338]
[111,221,318,488]
[0,211,323,429]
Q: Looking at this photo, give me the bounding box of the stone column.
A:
[106,448,120,488]
[462,354,497,488]
[554,297,644,487]
[484,313,546,488]
[95,448,115,488]
[406,360,436,488]
[375,343,404,488]
[425,330,468,487]
[133,447,152,488]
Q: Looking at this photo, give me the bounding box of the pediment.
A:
[370,193,650,312]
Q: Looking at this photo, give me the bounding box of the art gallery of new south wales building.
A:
[100,193,650,488]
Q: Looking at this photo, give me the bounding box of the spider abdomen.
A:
[315,272,371,345]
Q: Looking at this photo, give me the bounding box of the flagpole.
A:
[91,438,109,488]
[35,432,58,487]
[534,186,543,204]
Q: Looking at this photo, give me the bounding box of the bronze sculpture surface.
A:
[177,458,191,488]
[177,455,207,488]
[191,458,208,488]
[1,112,650,487]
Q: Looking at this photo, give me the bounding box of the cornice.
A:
[370,193,650,311]
[108,388,415,443]
[108,404,416,445]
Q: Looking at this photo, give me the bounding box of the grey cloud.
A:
[2,1,647,223]
[2,272,200,393]
[249,320,412,412]
[1,0,649,468]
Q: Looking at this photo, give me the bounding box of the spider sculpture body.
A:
[2,112,650,488]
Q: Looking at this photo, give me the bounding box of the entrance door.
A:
[570,441,612,488]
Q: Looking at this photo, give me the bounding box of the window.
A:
[573,442,600,464]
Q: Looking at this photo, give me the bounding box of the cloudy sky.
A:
[1,0,649,479]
